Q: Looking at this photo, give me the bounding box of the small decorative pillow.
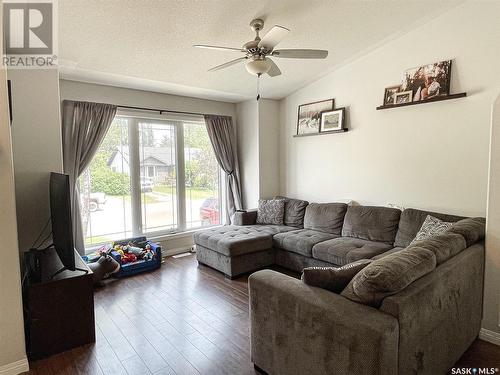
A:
[410,215,453,244]
[301,259,372,293]
[256,199,285,225]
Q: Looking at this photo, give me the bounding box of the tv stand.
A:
[50,265,89,280]
[24,248,95,360]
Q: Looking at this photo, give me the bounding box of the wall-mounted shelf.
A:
[293,129,348,138]
[376,92,467,110]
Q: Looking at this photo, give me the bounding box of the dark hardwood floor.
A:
[26,254,500,375]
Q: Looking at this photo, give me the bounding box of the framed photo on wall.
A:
[383,85,401,106]
[320,108,345,132]
[401,60,452,101]
[394,91,413,104]
[297,99,334,135]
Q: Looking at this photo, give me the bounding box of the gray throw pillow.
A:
[446,217,486,247]
[301,259,372,293]
[275,196,309,227]
[256,199,285,225]
[341,248,436,307]
[410,215,453,244]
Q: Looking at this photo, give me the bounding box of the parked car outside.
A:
[89,192,107,212]
[141,177,154,193]
[200,197,219,225]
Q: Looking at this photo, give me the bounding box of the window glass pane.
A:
[184,122,221,229]
[139,121,178,233]
[81,117,133,246]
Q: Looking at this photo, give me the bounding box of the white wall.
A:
[236,100,259,209]
[259,99,281,200]
[279,1,500,217]
[236,99,281,209]
[60,80,236,118]
[484,94,500,339]
[0,4,29,372]
[8,69,63,253]
[279,1,500,336]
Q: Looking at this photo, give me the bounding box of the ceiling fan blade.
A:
[208,57,247,72]
[272,49,328,59]
[194,44,244,52]
[258,25,290,51]
[266,58,281,77]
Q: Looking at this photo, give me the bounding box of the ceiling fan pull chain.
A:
[256,73,261,101]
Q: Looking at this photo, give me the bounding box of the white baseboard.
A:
[0,358,29,375]
[163,246,194,257]
[479,328,500,346]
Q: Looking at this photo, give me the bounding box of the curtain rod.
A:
[63,100,229,118]
[117,104,206,117]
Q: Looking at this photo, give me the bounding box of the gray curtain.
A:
[61,100,117,254]
[204,114,243,224]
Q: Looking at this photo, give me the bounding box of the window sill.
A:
[148,225,223,243]
[84,225,223,254]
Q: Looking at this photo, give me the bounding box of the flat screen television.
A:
[49,172,76,272]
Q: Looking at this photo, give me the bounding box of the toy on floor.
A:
[87,253,120,287]
[85,237,162,278]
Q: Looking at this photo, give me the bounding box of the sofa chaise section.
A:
[194,224,297,278]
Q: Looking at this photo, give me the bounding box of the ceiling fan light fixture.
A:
[245,59,271,75]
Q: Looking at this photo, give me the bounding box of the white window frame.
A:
[85,109,223,249]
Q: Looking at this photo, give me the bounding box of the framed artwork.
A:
[297,99,334,135]
[394,91,413,104]
[401,60,452,101]
[320,108,345,132]
[383,85,400,106]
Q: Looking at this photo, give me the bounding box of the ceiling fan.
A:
[194,18,328,77]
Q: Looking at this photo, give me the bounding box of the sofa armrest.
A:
[249,270,398,375]
[231,209,257,225]
[379,243,484,375]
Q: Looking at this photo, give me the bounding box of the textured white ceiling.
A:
[58,0,461,102]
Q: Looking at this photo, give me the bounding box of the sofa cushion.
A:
[341,247,436,307]
[446,217,486,247]
[275,196,309,228]
[312,237,393,266]
[394,208,465,248]
[341,205,401,244]
[194,226,274,257]
[249,225,298,234]
[372,247,405,260]
[301,259,372,293]
[408,233,466,265]
[303,203,348,235]
[256,199,285,225]
[410,215,453,245]
[272,229,338,257]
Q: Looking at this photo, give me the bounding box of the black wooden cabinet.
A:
[25,248,95,360]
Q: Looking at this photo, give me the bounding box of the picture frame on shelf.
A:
[401,59,452,101]
[394,91,413,105]
[296,98,334,135]
[320,108,345,133]
[383,85,401,106]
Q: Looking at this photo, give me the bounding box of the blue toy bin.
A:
[110,236,162,277]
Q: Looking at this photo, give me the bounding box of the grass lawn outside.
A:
[153,185,215,200]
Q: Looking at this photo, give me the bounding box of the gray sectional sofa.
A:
[194,197,465,278]
[194,198,486,375]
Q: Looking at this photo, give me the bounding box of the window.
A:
[80,112,221,248]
